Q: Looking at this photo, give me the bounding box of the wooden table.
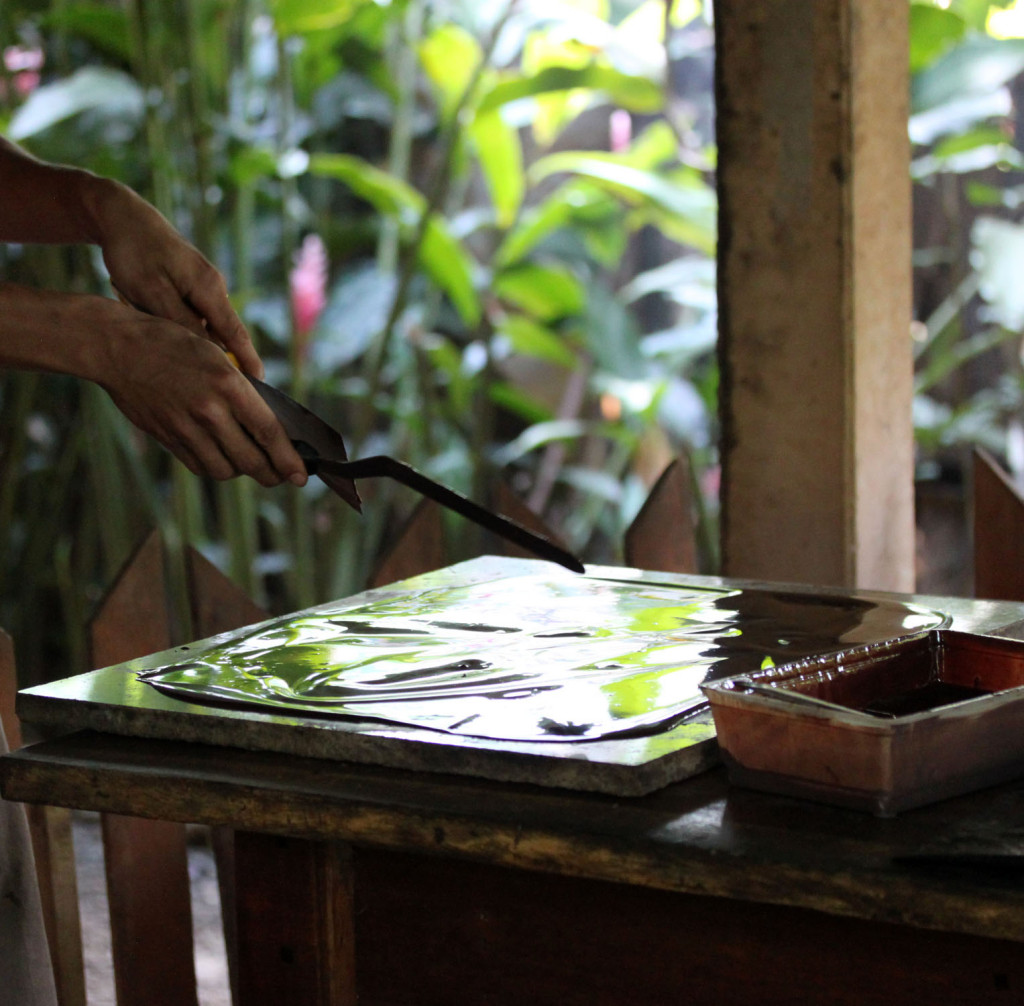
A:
[7,562,1024,1005]
[5,724,1024,1005]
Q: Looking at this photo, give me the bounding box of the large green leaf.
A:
[619,120,682,169]
[487,382,554,425]
[478,64,663,115]
[558,465,627,504]
[42,3,132,62]
[491,419,627,467]
[418,219,482,327]
[469,110,524,228]
[494,263,585,321]
[496,178,636,268]
[228,146,279,186]
[531,152,706,211]
[909,3,966,74]
[971,216,1024,331]
[951,0,1016,32]
[419,23,481,121]
[915,327,1018,396]
[909,89,1013,147]
[308,153,480,326]
[271,0,362,35]
[626,203,716,256]
[495,190,577,268]
[575,282,646,379]
[912,34,1024,113]
[912,141,1024,179]
[309,152,420,217]
[670,0,703,26]
[313,264,397,371]
[621,256,714,305]
[9,67,144,141]
[495,315,577,368]
[607,1,669,80]
[530,153,716,252]
[933,124,1012,157]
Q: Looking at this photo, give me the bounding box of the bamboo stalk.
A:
[0,374,40,572]
[54,535,89,678]
[274,32,316,609]
[17,423,86,683]
[564,436,636,554]
[218,479,260,600]
[361,2,519,442]
[686,445,719,574]
[183,0,216,254]
[81,383,136,585]
[377,0,425,276]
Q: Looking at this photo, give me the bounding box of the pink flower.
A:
[609,109,632,153]
[290,234,327,350]
[2,46,43,98]
[700,464,721,503]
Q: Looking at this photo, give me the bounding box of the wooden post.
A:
[973,448,1024,602]
[490,482,569,563]
[187,546,269,1006]
[0,630,86,1006]
[90,531,199,1006]
[715,0,914,590]
[624,459,697,574]
[91,531,274,1006]
[233,834,357,1006]
[367,499,445,588]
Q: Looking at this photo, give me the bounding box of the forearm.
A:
[0,136,125,245]
[0,281,122,381]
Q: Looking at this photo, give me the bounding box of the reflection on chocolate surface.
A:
[139,574,946,743]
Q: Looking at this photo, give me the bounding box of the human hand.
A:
[100,305,307,487]
[87,179,264,378]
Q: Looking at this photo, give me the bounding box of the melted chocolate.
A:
[139,574,946,744]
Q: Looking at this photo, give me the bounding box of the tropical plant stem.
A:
[81,383,136,584]
[0,374,38,564]
[685,444,718,574]
[275,34,315,609]
[362,2,518,443]
[378,0,424,276]
[566,437,635,552]
[184,0,216,253]
[219,0,262,602]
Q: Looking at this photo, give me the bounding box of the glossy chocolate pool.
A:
[138,574,945,744]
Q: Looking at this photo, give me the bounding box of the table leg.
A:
[102,814,197,1006]
[233,832,356,1006]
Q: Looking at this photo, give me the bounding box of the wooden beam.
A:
[624,459,697,574]
[367,499,444,588]
[973,448,1024,602]
[89,531,198,1006]
[715,0,914,590]
[0,631,82,1006]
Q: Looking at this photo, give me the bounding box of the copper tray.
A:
[701,630,1024,815]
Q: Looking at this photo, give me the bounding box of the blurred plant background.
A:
[911,0,1024,591]
[0,0,718,683]
[8,0,1024,684]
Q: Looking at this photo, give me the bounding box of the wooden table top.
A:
[4,727,1024,945]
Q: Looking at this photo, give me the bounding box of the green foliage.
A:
[910,4,966,74]
[41,4,133,62]
[912,33,1024,112]
[8,67,144,141]
[910,0,1024,481]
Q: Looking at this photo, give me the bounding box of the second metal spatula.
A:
[248,376,584,573]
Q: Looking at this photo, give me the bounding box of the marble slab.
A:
[17,557,1024,796]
